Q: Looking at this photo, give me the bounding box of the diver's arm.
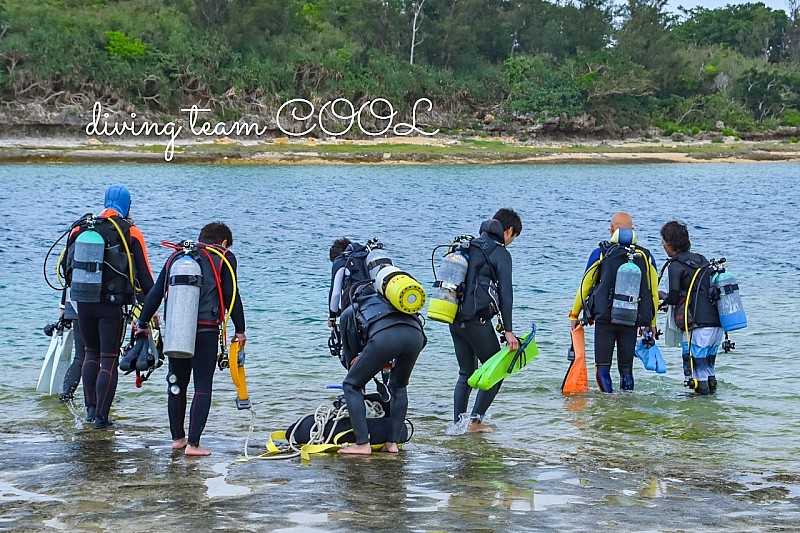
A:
[648,257,660,328]
[130,235,155,299]
[495,249,514,335]
[329,267,345,318]
[662,262,682,306]
[137,264,167,326]
[570,257,601,319]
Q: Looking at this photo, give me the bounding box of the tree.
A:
[410,0,425,64]
[676,3,789,61]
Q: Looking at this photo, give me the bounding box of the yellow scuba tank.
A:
[163,247,203,358]
[427,237,471,324]
[365,246,426,314]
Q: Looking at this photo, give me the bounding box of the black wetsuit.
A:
[449,219,514,423]
[60,295,86,403]
[139,247,245,447]
[341,290,426,445]
[70,213,153,427]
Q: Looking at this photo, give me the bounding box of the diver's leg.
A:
[185,331,219,456]
[450,321,477,423]
[617,324,636,391]
[594,322,615,393]
[385,325,424,450]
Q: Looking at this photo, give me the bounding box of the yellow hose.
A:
[55,248,67,289]
[683,267,703,386]
[203,246,238,341]
[106,217,137,292]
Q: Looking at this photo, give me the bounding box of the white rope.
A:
[242,398,386,461]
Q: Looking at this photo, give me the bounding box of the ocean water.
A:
[0,163,799,532]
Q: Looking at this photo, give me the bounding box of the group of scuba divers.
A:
[43,184,747,458]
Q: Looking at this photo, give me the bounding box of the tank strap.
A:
[73,260,102,272]
[170,274,203,286]
[720,282,739,294]
[366,256,392,271]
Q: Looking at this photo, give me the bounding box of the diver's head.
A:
[330,238,352,262]
[660,220,690,256]
[199,221,233,249]
[493,208,522,246]
[104,184,131,218]
[610,211,633,235]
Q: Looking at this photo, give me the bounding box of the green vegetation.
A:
[0,0,798,134]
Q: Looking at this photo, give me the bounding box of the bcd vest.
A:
[669,252,722,329]
[586,242,654,326]
[457,235,500,322]
[339,243,370,314]
[69,217,136,305]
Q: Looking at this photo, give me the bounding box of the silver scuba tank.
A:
[70,228,106,303]
[427,247,469,324]
[610,249,642,326]
[163,254,202,358]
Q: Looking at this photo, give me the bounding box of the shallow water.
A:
[1,163,799,531]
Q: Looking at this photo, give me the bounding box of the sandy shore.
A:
[1,135,799,164]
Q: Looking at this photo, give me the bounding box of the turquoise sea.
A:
[1,163,799,532]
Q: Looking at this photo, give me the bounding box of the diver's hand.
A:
[153,312,162,327]
[504,331,519,351]
[134,323,151,338]
[232,332,247,349]
[327,318,336,328]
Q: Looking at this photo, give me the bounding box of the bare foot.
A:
[338,443,372,455]
[172,438,188,450]
[467,421,497,433]
[381,442,399,453]
[185,444,212,456]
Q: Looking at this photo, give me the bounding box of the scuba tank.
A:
[427,237,471,324]
[365,244,426,314]
[710,259,747,332]
[610,247,642,326]
[70,225,106,303]
[163,253,203,358]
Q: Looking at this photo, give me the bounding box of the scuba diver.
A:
[449,208,521,432]
[65,184,154,428]
[569,212,659,393]
[338,277,427,455]
[135,222,246,457]
[659,220,731,395]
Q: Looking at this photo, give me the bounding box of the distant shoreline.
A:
[1,135,799,165]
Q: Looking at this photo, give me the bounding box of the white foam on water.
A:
[286,511,328,524]
[533,493,583,511]
[204,462,251,498]
[0,481,64,503]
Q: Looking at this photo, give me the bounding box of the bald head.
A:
[610,212,633,235]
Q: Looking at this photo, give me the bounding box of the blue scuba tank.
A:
[610,251,642,326]
[70,228,106,303]
[712,269,747,331]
